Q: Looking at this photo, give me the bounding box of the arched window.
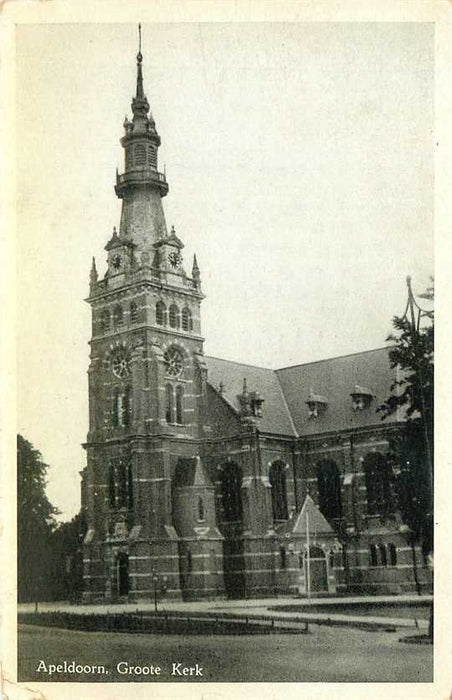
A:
[117,461,127,508]
[100,309,111,332]
[123,386,132,427]
[113,305,124,329]
[280,546,287,569]
[156,301,166,326]
[181,307,193,332]
[186,548,192,573]
[388,543,397,566]
[363,453,393,516]
[113,390,122,428]
[148,144,157,168]
[317,459,342,521]
[198,497,205,521]
[269,461,288,521]
[169,304,180,329]
[369,544,378,566]
[134,144,146,166]
[165,384,174,423]
[329,551,335,569]
[130,302,138,324]
[379,543,388,567]
[108,463,116,508]
[176,385,184,424]
[127,463,134,509]
[220,462,243,522]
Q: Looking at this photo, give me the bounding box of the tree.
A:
[380,277,433,601]
[50,510,87,601]
[17,435,59,603]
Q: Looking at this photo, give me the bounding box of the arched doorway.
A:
[302,545,328,593]
[116,551,129,597]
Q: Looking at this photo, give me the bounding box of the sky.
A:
[15,22,434,520]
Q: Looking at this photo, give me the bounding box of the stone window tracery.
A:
[181,307,193,332]
[169,304,180,329]
[156,301,166,326]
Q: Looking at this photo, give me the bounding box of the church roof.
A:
[205,356,296,436]
[276,347,401,436]
[206,347,401,438]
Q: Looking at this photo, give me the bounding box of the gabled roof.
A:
[290,495,335,535]
[205,356,296,436]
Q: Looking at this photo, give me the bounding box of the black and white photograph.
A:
[2,2,449,699]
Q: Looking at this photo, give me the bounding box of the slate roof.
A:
[205,356,296,436]
[276,347,401,436]
[206,347,401,438]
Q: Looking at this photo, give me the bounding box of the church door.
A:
[304,546,328,593]
[116,552,130,597]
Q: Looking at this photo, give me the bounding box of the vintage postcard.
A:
[1,1,450,699]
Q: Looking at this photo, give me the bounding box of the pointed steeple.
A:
[90,256,98,282]
[89,256,98,293]
[131,25,150,124]
[192,254,201,286]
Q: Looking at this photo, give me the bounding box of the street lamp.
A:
[151,571,168,612]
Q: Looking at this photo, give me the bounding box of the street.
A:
[18,623,432,683]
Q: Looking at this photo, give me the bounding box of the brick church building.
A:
[81,45,431,602]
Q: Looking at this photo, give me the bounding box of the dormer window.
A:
[350,385,374,412]
[306,392,328,419]
[249,391,264,417]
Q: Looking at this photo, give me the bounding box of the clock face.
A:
[168,251,182,269]
[111,348,130,378]
[164,347,184,378]
[112,254,122,270]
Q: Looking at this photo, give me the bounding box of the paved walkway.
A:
[18,594,432,631]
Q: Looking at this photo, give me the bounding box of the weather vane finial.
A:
[137,23,142,63]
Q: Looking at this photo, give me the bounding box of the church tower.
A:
[82,30,224,602]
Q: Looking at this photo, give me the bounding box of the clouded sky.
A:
[16,22,434,518]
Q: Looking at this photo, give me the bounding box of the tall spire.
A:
[131,24,149,121]
[136,24,144,100]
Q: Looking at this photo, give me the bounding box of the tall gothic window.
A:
[379,543,388,567]
[108,458,133,509]
[269,461,288,521]
[198,497,205,521]
[100,309,111,332]
[123,386,132,427]
[369,544,378,566]
[130,302,138,324]
[220,462,243,522]
[113,305,124,329]
[169,304,180,329]
[108,463,116,508]
[165,384,174,423]
[113,388,132,427]
[156,301,166,326]
[388,543,397,566]
[117,461,127,507]
[363,453,393,516]
[317,459,342,521]
[176,385,184,424]
[181,307,193,332]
